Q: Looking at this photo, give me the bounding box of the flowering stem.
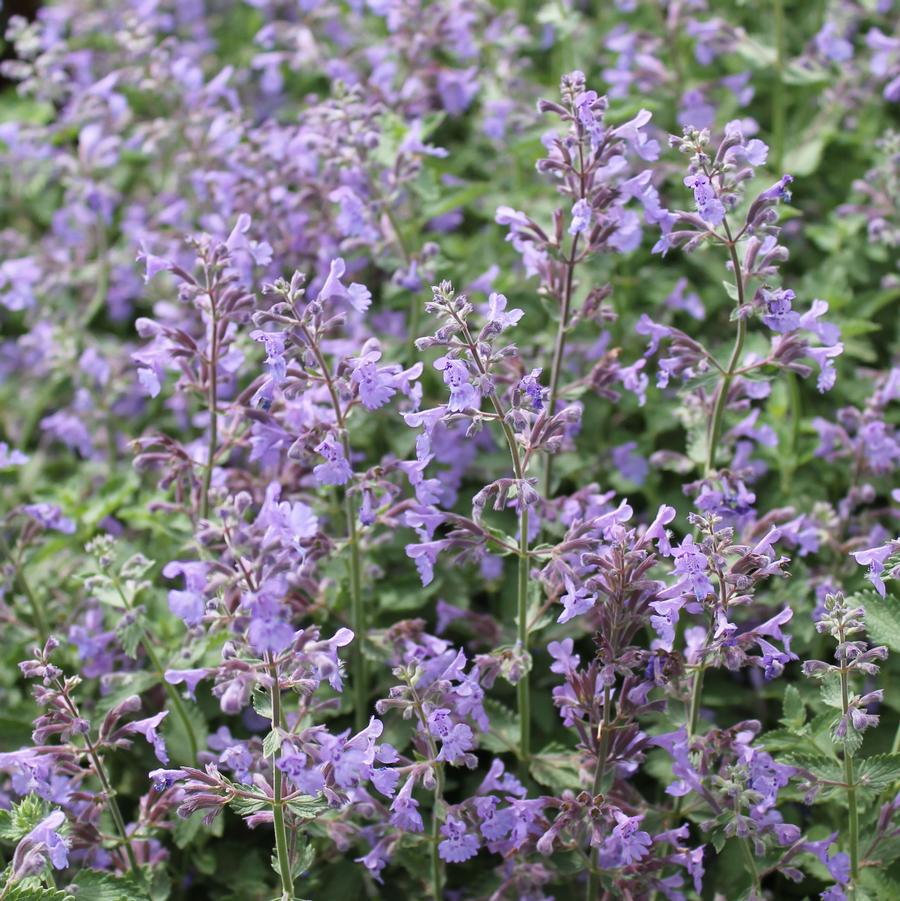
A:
[542,142,584,501]
[0,534,49,643]
[342,431,367,735]
[705,228,746,476]
[200,297,219,522]
[409,681,444,901]
[269,660,295,901]
[772,0,786,173]
[87,739,143,878]
[296,319,367,732]
[738,829,762,895]
[453,314,532,764]
[57,683,142,879]
[585,684,612,901]
[839,644,860,887]
[516,503,531,767]
[109,571,199,762]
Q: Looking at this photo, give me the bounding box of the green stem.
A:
[585,686,612,901]
[87,738,143,877]
[343,432,366,735]
[297,322,366,732]
[430,764,446,901]
[739,831,763,896]
[516,504,531,768]
[542,143,584,502]
[772,0,786,173]
[447,311,532,766]
[110,573,199,762]
[686,663,707,738]
[200,302,219,522]
[840,649,860,888]
[705,228,747,476]
[0,534,49,642]
[410,682,444,900]
[269,661,294,901]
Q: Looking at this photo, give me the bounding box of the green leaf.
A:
[780,684,806,731]
[228,794,268,817]
[856,754,900,792]
[478,699,519,755]
[858,590,900,653]
[0,796,51,842]
[529,743,582,793]
[781,754,844,785]
[70,870,149,901]
[285,796,328,820]
[262,729,282,759]
[2,883,70,901]
[120,553,155,580]
[116,611,147,659]
[291,835,315,878]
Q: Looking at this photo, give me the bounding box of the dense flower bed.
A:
[0,2,898,899]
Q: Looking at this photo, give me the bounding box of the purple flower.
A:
[21,503,74,534]
[438,815,480,863]
[569,198,592,235]
[129,711,170,764]
[313,435,353,486]
[485,292,524,331]
[852,541,897,597]
[162,560,209,626]
[434,356,480,412]
[12,810,69,878]
[352,359,396,410]
[519,368,544,410]
[164,668,208,699]
[390,776,424,833]
[684,172,725,226]
[598,811,652,867]
[406,539,450,587]
[672,535,714,600]
[557,575,598,624]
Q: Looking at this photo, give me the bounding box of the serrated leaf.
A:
[262,729,282,758]
[70,869,149,901]
[116,612,147,659]
[285,795,327,820]
[780,684,806,731]
[2,884,70,901]
[478,699,519,755]
[228,794,269,817]
[856,754,900,792]
[0,796,51,842]
[781,754,844,785]
[120,553,155,580]
[858,590,900,653]
[251,690,272,721]
[529,743,582,793]
[291,836,315,878]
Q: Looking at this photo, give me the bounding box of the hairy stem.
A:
[57,684,142,879]
[705,227,746,476]
[772,0,786,173]
[200,298,219,522]
[297,321,366,732]
[839,644,860,888]
[451,314,532,766]
[585,685,612,901]
[269,661,295,901]
[410,683,444,900]
[343,431,367,734]
[0,534,49,643]
[542,140,585,501]
[516,503,531,767]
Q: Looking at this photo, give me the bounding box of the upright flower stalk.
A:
[268,658,294,901]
